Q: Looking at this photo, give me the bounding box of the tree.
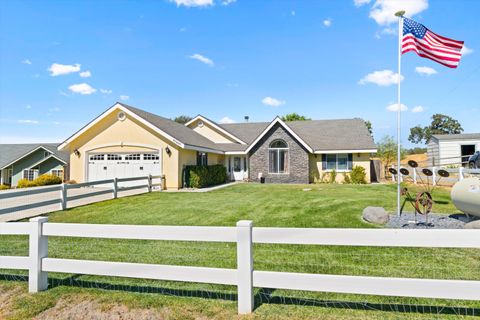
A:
[408,114,463,144]
[376,135,406,176]
[173,115,193,124]
[364,120,373,135]
[280,113,311,121]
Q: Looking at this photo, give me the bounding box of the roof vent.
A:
[198,120,204,128]
[118,111,126,121]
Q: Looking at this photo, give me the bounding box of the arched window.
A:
[269,139,289,174]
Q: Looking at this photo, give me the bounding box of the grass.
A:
[1,183,479,319]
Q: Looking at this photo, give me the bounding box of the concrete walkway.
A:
[163,181,242,193]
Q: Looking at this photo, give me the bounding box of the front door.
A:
[232,156,247,181]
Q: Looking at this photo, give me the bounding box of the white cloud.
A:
[354,0,371,6]
[323,19,332,27]
[222,0,236,6]
[68,83,97,95]
[120,95,130,101]
[59,90,70,97]
[262,96,285,107]
[386,103,408,112]
[100,88,112,94]
[170,0,213,7]
[358,0,428,25]
[415,66,437,76]
[219,116,235,124]
[461,45,473,56]
[1,135,64,143]
[359,69,403,86]
[32,74,40,78]
[22,59,32,65]
[291,10,296,16]
[179,27,187,32]
[189,53,214,66]
[79,70,91,78]
[26,105,31,109]
[411,105,424,113]
[48,63,81,76]
[18,119,39,124]
[49,107,61,112]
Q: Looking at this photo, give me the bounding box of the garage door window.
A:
[90,154,105,161]
[143,154,159,160]
[125,154,141,160]
[107,154,122,161]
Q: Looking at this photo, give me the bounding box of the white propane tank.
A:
[451,177,480,217]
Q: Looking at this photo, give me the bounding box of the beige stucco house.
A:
[58,102,377,189]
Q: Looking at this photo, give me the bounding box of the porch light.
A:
[74,149,80,157]
[165,146,171,156]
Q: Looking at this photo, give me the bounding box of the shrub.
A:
[17,179,37,188]
[328,169,337,184]
[185,164,228,188]
[0,184,10,190]
[34,174,62,186]
[350,166,367,184]
[343,173,351,184]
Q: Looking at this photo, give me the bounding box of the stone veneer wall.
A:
[248,123,309,184]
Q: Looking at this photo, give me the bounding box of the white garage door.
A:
[88,153,161,187]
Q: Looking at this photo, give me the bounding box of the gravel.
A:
[386,212,479,229]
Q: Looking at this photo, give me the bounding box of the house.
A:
[0,143,69,187]
[58,102,377,189]
[427,133,480,166]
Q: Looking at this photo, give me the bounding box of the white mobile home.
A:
[427,133,480,166]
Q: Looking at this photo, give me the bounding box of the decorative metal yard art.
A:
[389,160,450,225]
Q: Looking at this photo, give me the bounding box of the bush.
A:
[343,173,351,184]
[17,179,37,188]
[185,164,228,188]
[34,174,62,186]
[350,166,367,184]
[17,174,62,189]
[329,169,337,184]
[0,184,10,190]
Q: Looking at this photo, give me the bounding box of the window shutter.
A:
[321,154,327,170]
[348,153,353,170]
[205,153,208,166]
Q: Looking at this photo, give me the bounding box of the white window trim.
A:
[268,140,289,174]
[324,153,351,172]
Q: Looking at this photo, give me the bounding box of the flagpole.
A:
[395,10,405,216]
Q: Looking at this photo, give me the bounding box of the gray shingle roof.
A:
[432,133,480,141]
[221,118,376,152]
[119,103,221,151]
[0,143,69,169]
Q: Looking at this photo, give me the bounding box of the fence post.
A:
[113,178,118,199]
[459,167,464,181]
[413,168,417,184]
[60,183,67,210]
[237,220,253,314]
[29,216,48,293]
[148,174,152,192]
[432,167,437,186]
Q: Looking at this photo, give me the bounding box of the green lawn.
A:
[1,183,479,319]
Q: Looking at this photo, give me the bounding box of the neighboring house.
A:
[0,144,69,187]
[59,102,377,190]
[427,133,480,166]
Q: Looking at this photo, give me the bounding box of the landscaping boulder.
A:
[362,207,389,225]
[464,220,480,229]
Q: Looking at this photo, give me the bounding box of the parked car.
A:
[468,151,480,169]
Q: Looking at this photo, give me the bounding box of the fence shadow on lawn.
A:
[1,273,478,317]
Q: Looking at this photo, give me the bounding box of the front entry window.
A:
[234,157,241,172]
[269,140,289,174]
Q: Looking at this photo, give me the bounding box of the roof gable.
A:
[185,115,246,144]
[0,143,68,169]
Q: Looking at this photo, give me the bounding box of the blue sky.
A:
[0,0,478,148]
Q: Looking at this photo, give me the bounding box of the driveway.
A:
[0,185,148,222]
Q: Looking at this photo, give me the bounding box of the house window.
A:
[322,154,353,171]
[23,169,38,181]
[107,154,122,161]
[90,154,105,161]
[125,154,141,161]
[269,139,289,174]
[51,169,64,179]
[197,152,208,166]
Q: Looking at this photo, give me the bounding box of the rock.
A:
[363,206,389,225]
[464,220,480,229]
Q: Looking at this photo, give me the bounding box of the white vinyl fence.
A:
[0,175,163,218]
[1,218,479,314]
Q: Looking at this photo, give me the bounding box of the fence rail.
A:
[0,175,163,218]
[1,218,479,314]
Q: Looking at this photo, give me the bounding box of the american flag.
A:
[402,18,464,68]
